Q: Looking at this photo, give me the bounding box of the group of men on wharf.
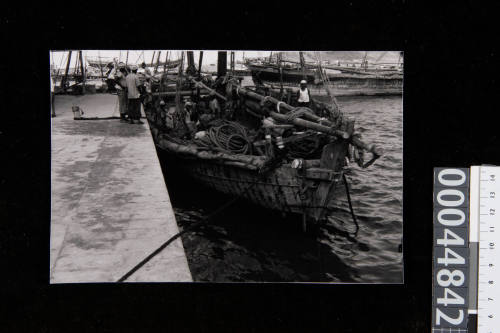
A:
[106,61,155,124]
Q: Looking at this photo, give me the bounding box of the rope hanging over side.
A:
[342,173,359,237]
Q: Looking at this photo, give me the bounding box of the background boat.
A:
[245,51,403,96]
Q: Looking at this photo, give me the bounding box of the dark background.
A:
[1,2,498,332]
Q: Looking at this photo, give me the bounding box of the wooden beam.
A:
[193,81,227,101]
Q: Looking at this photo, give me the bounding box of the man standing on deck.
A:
[126,65,144,124]
[297,79,311,108]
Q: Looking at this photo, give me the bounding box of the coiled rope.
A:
[195,120,252,155]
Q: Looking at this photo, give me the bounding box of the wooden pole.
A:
[163,51,169,72]
[269,111,349,139]
[198,51,203,78]
[150,51,156,67]
[238,88,341,130]
[186,51,196,75]
[79,51,86,94]
[152,89,210,97]
[154,51,161,74]
[50,51,55,73]
[174,52,186,126]
[193,81,227,101]
[230,51,235,75]
[237,87,348,139]
[97,50,104,79]
[277,52,283,96]
[61,51,72,92]
[125,50,129,66]
[75,51,80,77]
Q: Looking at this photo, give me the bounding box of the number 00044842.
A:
[433,168,469,330]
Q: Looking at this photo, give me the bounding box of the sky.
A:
[49,50,270,69]
[49,50,402,70]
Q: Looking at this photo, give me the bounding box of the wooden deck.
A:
[50,93,192,283]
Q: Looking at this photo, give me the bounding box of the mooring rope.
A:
[342,173,359,236]
[116,182,257,282]
[116,151,288,282]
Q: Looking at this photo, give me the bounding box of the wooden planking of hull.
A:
[148,121,343,222]
[159,150,342,221]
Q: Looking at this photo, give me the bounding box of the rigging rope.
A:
[54,51,68,80]
[314,52,340,114]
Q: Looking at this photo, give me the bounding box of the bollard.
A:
[72,105,83,119]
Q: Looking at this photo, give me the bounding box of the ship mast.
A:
[362,51,368,71]
[197,51,203,78]
[82,51,87,93]
[150,51,156,67]
[185,51,196,76]
[230,51,235,75]
[217,51,227,78]
[154,51,162,74]
[277,52,283,97]
[61,50,72,92]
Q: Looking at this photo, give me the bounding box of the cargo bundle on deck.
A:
[145,51,383,230]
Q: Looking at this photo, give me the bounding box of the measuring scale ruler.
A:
[433,166,500,332]
[471,166,500,333]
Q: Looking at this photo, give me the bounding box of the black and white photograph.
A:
[49,50,403,284]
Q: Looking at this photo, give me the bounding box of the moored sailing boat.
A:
[145,51,382,229]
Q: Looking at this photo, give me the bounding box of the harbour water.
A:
[158,95,403,283]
